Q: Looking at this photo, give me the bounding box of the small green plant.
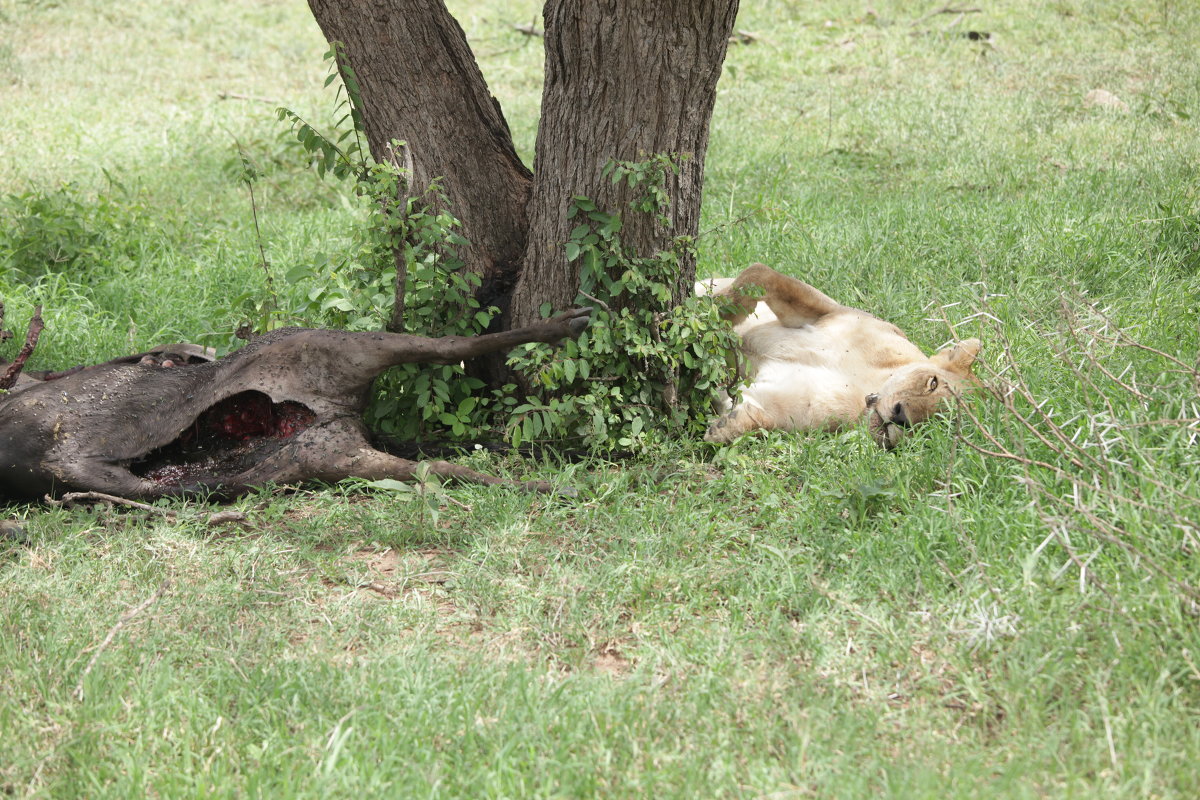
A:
[0,180,152,281]
[505,156,743,451]
[1151,200,1200,273]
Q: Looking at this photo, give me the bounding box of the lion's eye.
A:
[927,376,939,392]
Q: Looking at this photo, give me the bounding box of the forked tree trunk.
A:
[306,0,740,380]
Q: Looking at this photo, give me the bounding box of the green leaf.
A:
[285,264,314,283]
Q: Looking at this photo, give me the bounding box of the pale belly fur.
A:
[733,313,924,432]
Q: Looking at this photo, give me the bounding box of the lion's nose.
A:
[891,403,909,427]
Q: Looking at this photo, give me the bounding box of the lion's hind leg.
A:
[722,263,841,328]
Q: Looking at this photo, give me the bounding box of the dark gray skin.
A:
[0,309,591,500]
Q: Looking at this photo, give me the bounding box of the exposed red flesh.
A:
[133,391,317,485]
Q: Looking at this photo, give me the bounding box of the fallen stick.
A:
[206,510,248,526]
[46,491,179,519]
[217,91,282,105]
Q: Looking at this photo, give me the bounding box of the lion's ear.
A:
[931,338,981,376]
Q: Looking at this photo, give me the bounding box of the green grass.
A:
[3,0,1200,796]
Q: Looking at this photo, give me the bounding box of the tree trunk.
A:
[305,0,740,382]
[306,0,532,292]
[510,0,740,328]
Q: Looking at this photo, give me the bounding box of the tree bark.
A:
[306,0,532,291]
[509,0,740,328]
[304,0,740,383]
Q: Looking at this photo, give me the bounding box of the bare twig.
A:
[697,205,767,240]
[576,290,612,315]
[1060,300,1152,401]
[235,144,279,319]
[217,91,282,105]
[0,305,44,390]
[1080,299,1200,381]
[206,510,248,526]
[442,495,473,512]
[74,580,171,700]
[514,22,543,37]
[46,491,179,519]
[950,289,1200,603]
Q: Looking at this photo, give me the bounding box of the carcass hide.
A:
[0,309,591,500]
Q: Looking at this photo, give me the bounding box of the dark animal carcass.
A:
[0,309,591,500]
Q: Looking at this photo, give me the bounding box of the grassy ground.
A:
[3,0,1200,796]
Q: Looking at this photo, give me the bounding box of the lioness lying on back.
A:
[701,263,980,448]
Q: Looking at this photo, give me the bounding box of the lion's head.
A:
[866,338,981,449]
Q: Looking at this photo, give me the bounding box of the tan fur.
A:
[700,264,980,448]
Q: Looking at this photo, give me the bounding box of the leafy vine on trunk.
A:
[257,65,742,449]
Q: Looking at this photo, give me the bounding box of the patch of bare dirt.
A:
[594,639,632,676]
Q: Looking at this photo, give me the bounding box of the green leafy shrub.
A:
[505,158,742,451]
[266,50,740,448]
[283,174,497,439]
[0,180,153,281]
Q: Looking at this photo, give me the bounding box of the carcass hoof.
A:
[567,307,593,334]
[547,306,592,337]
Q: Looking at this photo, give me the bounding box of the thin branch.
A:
[1060,301,1152,402]
[948,287,1200,605]
[576,290,612,315]
[696,205,767,241]
[217,91,282,105]
[46,491,178,519]
[0,305,44,391]
[1077,295,1200,380]
[955,394,1200,528]
[74,580,171,700]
